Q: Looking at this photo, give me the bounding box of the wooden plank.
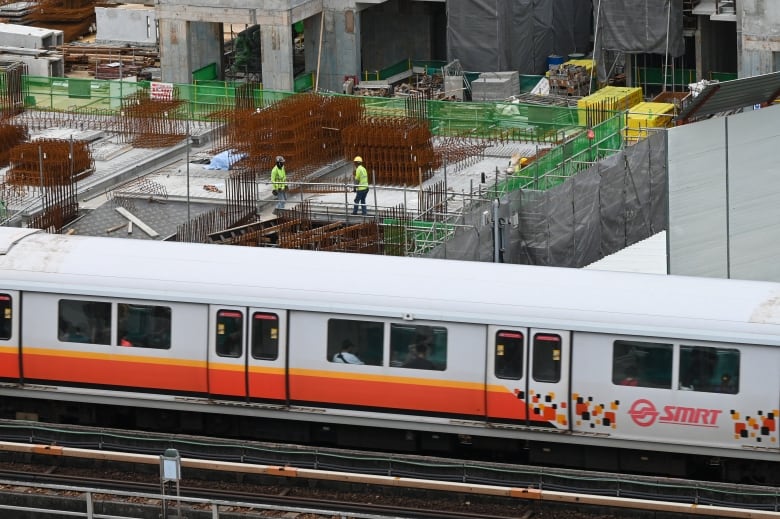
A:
[116,207,159,238]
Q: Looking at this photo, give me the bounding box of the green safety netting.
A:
[19,74,625,199]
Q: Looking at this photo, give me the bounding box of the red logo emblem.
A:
[628,399,659,427]
[628,399,722,428]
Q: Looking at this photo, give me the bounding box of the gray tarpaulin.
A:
[595,0,685,81]
[446,0,591,75]
[429,132,667,268]
[596,0,684,56]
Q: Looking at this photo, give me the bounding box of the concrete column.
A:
[159,18,191,84]
[261,20,294,91]
[695,19,703,81]
[159,19,222,84]
[306,7,360,93]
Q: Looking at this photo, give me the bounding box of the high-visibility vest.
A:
[355,165,368,191]
[271,165,287,190]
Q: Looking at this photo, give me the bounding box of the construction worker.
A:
[271,155,287,210]
[352,156,369,216]
[514,157,528,174]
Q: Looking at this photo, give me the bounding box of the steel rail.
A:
[0,441,778,518]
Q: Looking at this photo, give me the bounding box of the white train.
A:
[0,227,777,482]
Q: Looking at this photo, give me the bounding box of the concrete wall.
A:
[740,0,780,76]
[668,105,780,281]
[96,6,157,46]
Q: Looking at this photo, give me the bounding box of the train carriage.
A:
[0,227,777,482]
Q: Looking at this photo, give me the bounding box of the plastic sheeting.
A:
[594,0,685,82]
[206,150,246,170]
[446,0,591,75]
[596,0,684,56]
[428,132,667,267]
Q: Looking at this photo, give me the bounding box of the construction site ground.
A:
[3,119,544,243]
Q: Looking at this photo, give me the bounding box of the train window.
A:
[495,330,523,380]
[58,299,111,345]
[117,303,171,349]
[679,345,739,394]
[0,294,11,340]
[328,318,383,366]
[390,323,446,371]
[532,334,561,383]
[216,310,242,357]
[612,340,673,389]
[251,312,279,361]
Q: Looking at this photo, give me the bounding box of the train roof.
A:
[0,227,779,345]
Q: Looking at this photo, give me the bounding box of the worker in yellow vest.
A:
[352,156,369,216]
[271,155,287,209]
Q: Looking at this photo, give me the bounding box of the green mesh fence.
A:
[19,75,625,200]
[21,76,298,119]
[428,100,580,141]
[494,112,624,196]
[383,219,455,256]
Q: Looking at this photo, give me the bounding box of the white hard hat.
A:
[276,156,285,163]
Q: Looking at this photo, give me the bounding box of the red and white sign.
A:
[628,399,722,428]
[150,82,174,101]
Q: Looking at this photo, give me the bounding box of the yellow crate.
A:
[577,86,643,125]
[624,102,675,142]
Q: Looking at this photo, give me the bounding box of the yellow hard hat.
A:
[353,156,363,163]
[520,157,528,164]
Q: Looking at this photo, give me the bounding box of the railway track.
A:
[0,420,779,518]
[0,467,534,519]
[1,445,779,519]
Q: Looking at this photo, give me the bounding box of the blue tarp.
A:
[206,150,246,170]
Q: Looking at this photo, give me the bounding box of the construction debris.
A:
[116,206,159,238]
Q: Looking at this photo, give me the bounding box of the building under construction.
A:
[0,0,778,276]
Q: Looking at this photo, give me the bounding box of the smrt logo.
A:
[628,399,659,427]
[628,399,722,428]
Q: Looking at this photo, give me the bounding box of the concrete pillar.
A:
[306,7,360,93]
[261,20,294,91]
[695,18,703,81]
[159,19,221,84]
[159,18,190,84]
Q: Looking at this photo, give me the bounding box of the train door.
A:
[486,326,528,423]
[487,326,571,428]
[526,330,570,429]
[245,308,286,404]
[208,306,247,400]
[0,291,19,380]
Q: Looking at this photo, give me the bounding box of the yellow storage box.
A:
[624,102,675,143]
[577,86,643,126]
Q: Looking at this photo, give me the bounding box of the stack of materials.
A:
[624,102,675,143]
[471,71,519,101]
[548,63,590,96]
[577,85,643,126]
[27,0,96,42]
[0,2,35,24]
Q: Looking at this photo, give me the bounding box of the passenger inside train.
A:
[332,340,364,364]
